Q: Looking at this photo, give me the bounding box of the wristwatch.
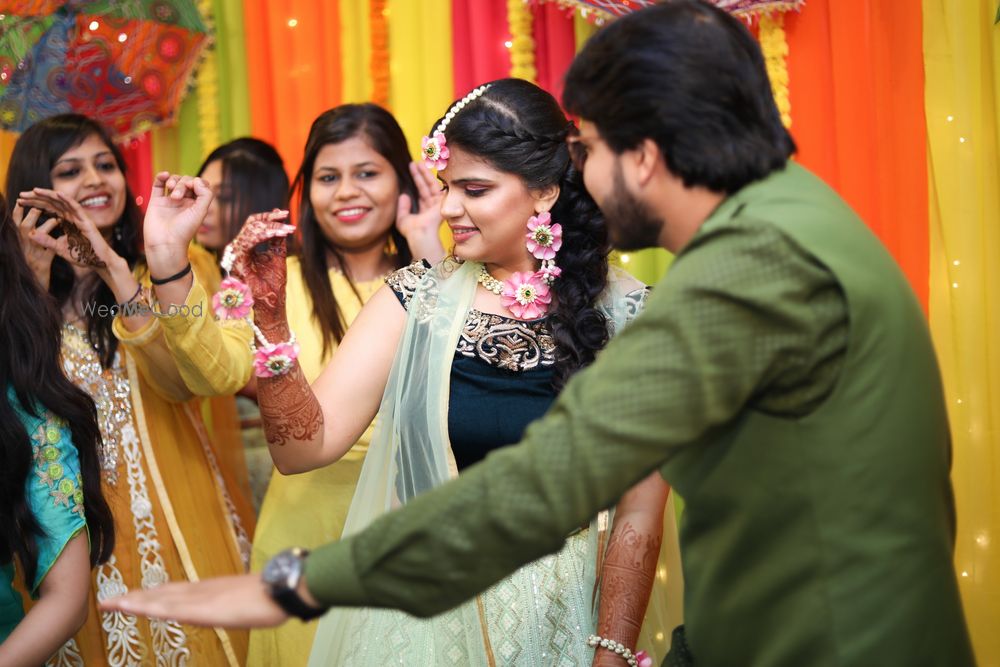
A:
[261,547,326,621]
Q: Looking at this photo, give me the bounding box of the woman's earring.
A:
[526,211,563,285]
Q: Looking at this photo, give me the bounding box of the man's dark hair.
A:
[563,0,796,194]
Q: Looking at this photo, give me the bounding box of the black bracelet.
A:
[149,263,192,286]
[117,284,143,310]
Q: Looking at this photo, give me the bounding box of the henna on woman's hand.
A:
[61,219,107,268]
[595,521,662,656]
[258,363,324,447]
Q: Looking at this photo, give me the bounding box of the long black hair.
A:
[433,78,610,389]
[197,137,290,250]
[0,192,115,587]
[291,104,416,357]
[4,114,143,369]
[563,0,796,193]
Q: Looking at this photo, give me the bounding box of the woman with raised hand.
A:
[7,114,259,666]
[0,191,115,667]
[193,137,291,507]
[246,104,446,667]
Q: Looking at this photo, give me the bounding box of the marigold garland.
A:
[195,0,221,154]
[370,0,390,108]
[758,12,792,128]
[508,0,537,83]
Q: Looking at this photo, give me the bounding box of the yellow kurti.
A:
[190,246,255,510]
[248,256,382,667]
[40,252,255,667]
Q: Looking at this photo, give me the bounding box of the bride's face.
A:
[436,145,556,274]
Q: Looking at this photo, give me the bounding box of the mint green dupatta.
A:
[308,259,676,666]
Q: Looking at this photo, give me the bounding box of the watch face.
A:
[262,549,304,588]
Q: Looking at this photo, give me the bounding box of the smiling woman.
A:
[246,103,447,667]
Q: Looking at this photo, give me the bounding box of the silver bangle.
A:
[588,634,639,667]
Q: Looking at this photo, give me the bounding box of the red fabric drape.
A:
[121,131,153,212]
[785,0,928,308]
[451,0,511,98]
[531,2,577,103]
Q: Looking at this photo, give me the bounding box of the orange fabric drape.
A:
[785,0,929,309]
[242,0,343,179]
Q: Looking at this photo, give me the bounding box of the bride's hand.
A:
[228,210,296,318]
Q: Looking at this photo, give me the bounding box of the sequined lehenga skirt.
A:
[307,529,597,666]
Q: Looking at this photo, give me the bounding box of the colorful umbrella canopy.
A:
[0,0,208,137]
[538,0,804,21]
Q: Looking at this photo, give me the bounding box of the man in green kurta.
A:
[104,1,974,664]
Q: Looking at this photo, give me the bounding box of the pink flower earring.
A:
[526,211,562,285]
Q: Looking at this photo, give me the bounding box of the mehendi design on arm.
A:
[258,362,324,447]
[594,521,662,664]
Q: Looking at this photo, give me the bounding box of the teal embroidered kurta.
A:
[305,164,974,666]
[1,390,86,643]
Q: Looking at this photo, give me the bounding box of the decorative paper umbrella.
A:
[538,0,804,22]
[0,0,209,137]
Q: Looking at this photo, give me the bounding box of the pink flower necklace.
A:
[477,211,563,320]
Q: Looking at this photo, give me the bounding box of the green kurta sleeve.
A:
[306,216,847,614]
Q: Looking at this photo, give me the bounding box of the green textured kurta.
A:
[305,164,973,666]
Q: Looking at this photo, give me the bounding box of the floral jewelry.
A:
[421,84,491,171]
[478,266,553,319]
[215,238,299,378]
[252,324,300,378]
[212,277,254,320]
[525,210,562,286]
[421,132,450,171]
[501,271,552,320]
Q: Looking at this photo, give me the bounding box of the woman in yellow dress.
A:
[9,114,256,666]
[194,137,291,509]
[247,103,446,667]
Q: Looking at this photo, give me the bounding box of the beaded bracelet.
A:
[587,635,651,667]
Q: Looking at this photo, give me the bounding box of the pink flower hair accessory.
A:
[212,277,254,320]
[420,84,491,171]
[421,132,450,171]
[501,271,552,320]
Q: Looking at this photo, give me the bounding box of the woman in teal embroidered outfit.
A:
[0,192,115,666]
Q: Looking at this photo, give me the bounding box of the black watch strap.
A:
[272,586,326,621]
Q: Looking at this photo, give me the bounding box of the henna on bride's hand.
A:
[258,364,324,446]
[61,219,107,268]
[245,237,288,315]
[596,521,662,646]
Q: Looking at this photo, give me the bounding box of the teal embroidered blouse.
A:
[0,388,87,643]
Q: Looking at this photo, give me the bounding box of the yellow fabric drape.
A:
[924,1,1000,664]
[387,0,453,160]
[339,0,374,104]
[0,130,16,192]
[508,0,538,82]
